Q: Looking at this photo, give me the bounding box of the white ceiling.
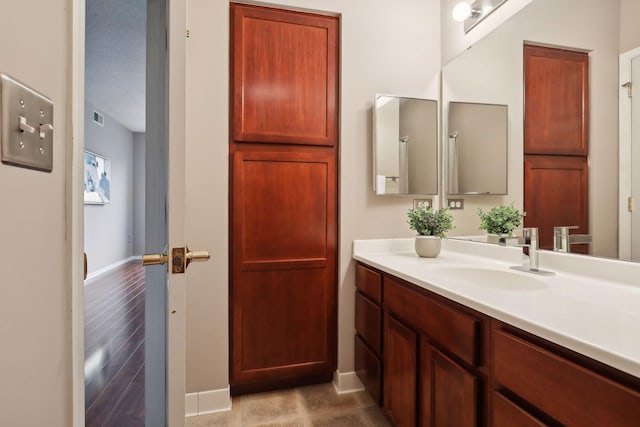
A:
[85,0,146,133]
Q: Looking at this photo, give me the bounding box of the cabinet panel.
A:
[420,340,479,427]
[385,277,479,366]
[231,4,338,146]
[355,291,381,353]
[494,329,640,427]
[524,155,588,251]
[384,315,417,426]
[524,44,588,156]
[230,149,337,390]
[493,392,547,427]
[355,263,382,302]
[355,335,381,406]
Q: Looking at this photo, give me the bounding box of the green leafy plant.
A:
[407,202,455,238]
[477,203,526,236]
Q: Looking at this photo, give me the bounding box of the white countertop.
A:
[353,238,640,379]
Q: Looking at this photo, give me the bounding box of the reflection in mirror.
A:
[447,102,507,195]
[441,0,640,261]
[373,95,438,195]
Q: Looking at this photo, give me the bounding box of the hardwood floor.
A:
[85,261,145,426]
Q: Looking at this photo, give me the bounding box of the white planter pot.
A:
[414,235,442,258]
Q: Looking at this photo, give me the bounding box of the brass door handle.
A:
[142,248,210,273]
[142,253,169,266]
[186,249,211,267]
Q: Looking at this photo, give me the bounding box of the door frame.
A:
[618,46,640,261]
[68,0,187,425]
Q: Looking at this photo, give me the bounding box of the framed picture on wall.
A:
[84,150,111,204]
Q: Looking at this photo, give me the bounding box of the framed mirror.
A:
[442,0,639,261]
[447,101,508,195]
[373,95,438,195]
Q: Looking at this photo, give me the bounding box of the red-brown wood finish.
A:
[492,392,547,427]
[231,149,337,390]
[524,155,588,251]
[524,45,589,156]
[355,334,382,406]
[355,291,382,354]
[384,315,418,426]
[356,263,382,303]
[420,341,479,427]
[229,3,339,394]
[232,4,338,146]
[493,328,640,427]
[384,276,480,366]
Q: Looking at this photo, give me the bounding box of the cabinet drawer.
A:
[355,335,381,406]
[355,263,381,303]
[493,329,640,427]
[355,291,381,353]
[493,392,547,427]
[384,277,480,366]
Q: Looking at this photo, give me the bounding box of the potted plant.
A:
[477,203,525,244]
[407,202,455,257]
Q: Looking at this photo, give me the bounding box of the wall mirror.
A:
[373,95,438,195]
[442,0,640,262]
[447,101,508,195]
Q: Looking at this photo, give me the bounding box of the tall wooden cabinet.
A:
[230,3,339,394]
[523,44,589,251]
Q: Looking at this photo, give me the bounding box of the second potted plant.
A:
[407,202,455,257]
[477,203,525,244]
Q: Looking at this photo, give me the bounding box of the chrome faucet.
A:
[510,227,555,276]
[554,226,592,253]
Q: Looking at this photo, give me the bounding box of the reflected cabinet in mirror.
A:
[447,102,508,195]
[442,0,640,261]
[373,95,438,195]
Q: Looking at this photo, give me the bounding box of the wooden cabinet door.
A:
[493,392,547,427]
[524,155,588,251]
[355,335,382,406]
[230,150,337,391]
[384,315,418,426]
[420,341,479,427]
[231,3,338,146]
[524,44,588,156]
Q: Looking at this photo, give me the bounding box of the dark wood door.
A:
[384,315,418,427]
[231,3,338,146]
[524,45,589,156]
[523,44,589,252]
[524,155,588,251]
[230,3,339,394]
[420,341,479,427]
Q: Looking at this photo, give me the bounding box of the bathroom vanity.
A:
[353,239,640,426]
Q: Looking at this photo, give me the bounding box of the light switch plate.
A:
[1,73,54,172]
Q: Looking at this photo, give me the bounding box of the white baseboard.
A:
[85,256,142,283]
[185,386,232,417]
[332,370,364,394]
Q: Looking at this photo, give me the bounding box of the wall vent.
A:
[93,110,104,126]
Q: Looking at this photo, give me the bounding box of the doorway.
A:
[83,0,147,424]
[619,46,640,262]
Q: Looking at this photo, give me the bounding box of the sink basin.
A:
[428,266,548,291]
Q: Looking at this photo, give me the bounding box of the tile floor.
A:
[186,383,390,427]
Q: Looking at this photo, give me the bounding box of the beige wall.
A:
[184,0,441,393]
[620,0,640,53]
[0,1,70,425]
